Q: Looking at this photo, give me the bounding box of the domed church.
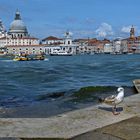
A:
[9,10,29,38]
[0,10,45,55]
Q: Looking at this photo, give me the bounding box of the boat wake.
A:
[1,60,13,62]
[44,58,49,61]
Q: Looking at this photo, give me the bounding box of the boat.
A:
[13,55,28,61]
[50,51,72,56]
[133,79,140,93]
[13,54,45,61]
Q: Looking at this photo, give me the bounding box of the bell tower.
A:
[130,25,135,38]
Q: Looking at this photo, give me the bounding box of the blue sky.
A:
[0,0,140,39]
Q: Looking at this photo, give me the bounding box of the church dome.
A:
[9,10,28,34]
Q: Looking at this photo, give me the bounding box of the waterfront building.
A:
[75,39,89,54]
[112,38,123,54]
[120,39,128,53]
[6,45,45,55]
[121,26,140,53]
[76,38,110,54]
[0,19,7,49]
[44,31,78,55]
[42,36,63,45]
[0,19,6,39]
[0,10,45,55]
[104,43,113,54]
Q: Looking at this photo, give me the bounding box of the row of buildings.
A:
[0,10,77,56]
[0,10,140,56]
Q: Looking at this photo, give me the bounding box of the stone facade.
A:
[0,10,44,55]
[44,32,78,55]
[6,45,45,55]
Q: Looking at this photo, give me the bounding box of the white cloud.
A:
[121,26,131,33]
[95,23,114,38]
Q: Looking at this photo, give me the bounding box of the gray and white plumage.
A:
[99,87,124,115]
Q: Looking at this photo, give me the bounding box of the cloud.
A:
[84,18,95,25]
[121,26,131,33]
[95,23,114,38]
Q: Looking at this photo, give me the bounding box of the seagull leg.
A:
[112,105,120,115]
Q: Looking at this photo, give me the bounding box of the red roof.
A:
[42,36,62,41]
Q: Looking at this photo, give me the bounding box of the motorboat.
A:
[50,51,72,56]
[13,54,45,61]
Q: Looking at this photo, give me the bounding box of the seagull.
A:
[99,87,124,115]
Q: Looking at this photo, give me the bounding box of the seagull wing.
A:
[104,95,117,105]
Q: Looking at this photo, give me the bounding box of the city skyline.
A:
[0,0,140,39]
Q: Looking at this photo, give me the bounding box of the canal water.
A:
[0,54,140,108]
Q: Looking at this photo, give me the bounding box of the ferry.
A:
[50,50,73,56]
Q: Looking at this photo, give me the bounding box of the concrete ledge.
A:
[0,94,139,139]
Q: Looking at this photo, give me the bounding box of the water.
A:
[0,54,140,107]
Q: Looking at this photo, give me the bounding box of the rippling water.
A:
[0,54,140,107]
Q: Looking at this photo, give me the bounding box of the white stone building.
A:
[42,36,63,45]
[0,19,6,39]
[44,32,78,55]
[7,45,45,55]
[104,43,113,54]
[0,10,45,55]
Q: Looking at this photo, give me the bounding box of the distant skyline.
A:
[0,0,140,39]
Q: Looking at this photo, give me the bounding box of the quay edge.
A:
[0,94,140,140]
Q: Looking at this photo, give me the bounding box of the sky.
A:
[0,0,140,39]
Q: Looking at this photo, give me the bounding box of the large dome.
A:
[9,11,28,35]
[9,20,28,33]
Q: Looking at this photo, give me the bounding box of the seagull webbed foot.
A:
[112,111,120,115]
[112,106,120,115]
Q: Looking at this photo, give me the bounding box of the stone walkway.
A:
[0,94,140,140]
